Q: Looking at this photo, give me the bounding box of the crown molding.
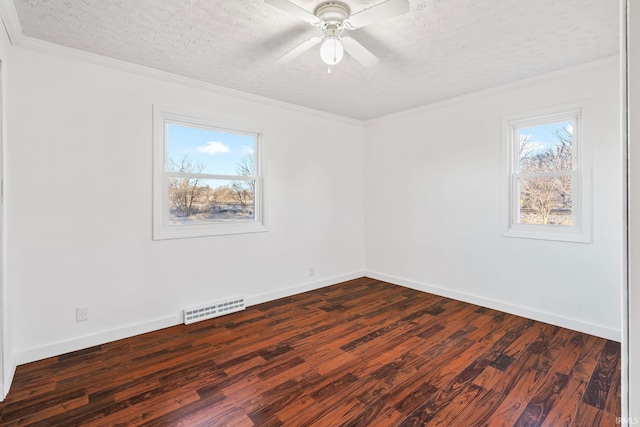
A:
[0,0,20,45]
[364,55,621,126]
[0,0,362,126]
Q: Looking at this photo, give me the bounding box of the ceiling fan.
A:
[265,0,410,69]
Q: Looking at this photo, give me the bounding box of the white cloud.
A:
[196,141,231,155]
[241,146,255,155]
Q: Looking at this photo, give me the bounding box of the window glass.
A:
[518,121,573,173]
[518,176,573,225]
[515,120,574,227]
[167,124,256,176]
[167,178,256,225]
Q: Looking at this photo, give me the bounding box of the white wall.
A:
[0,21,12,399]
[7,47,365,363]
[364,59,623,340]
[628,0,639,418]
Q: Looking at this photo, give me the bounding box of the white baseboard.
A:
[14,270,366,367]
[366,270,621,342]
[16,314,182,366]
[245,271,365,306]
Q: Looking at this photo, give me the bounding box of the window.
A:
[503,102,591,242]
[153,105,266,239]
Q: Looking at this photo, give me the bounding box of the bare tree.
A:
[231,154,255,214]
[237,154,255,194]
[168,155,207,217]
[231,181,252,214]
[518,126,573,225]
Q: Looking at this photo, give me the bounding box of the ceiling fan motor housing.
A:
[314,1,351,24]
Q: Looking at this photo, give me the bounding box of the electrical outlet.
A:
[309,266,315,277]
[76,307,88,322]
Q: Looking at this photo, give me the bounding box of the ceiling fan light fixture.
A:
[320,36,344,65]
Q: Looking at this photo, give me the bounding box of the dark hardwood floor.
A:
[0,278,621,426]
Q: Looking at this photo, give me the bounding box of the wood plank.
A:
[605,365,622,417]
[427,383,485,426]
[540,377,587,427]
[574,402,618,427]
[513,371,570,426]
[450,387,507,426]
[570,334,606,382]
[583,340,621,410]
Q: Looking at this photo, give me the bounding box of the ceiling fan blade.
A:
[265,0,321,25]
[346,0,410,29]
[342,37,379,67]
[276,36,323,64]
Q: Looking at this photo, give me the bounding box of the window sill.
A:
[153,222,268,240]
[503,225,591,243]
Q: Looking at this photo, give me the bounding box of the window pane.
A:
[518,176,572,226]
[518,121,573,173]
[168,178,255,225]
[167,124,256,176]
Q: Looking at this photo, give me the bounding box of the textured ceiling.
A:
[11,0,619,120]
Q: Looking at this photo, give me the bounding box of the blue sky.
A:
[167,123,255,176]
[519,120,573,152]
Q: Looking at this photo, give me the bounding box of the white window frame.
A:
[153,104,267,240]
[502,101,592,243]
